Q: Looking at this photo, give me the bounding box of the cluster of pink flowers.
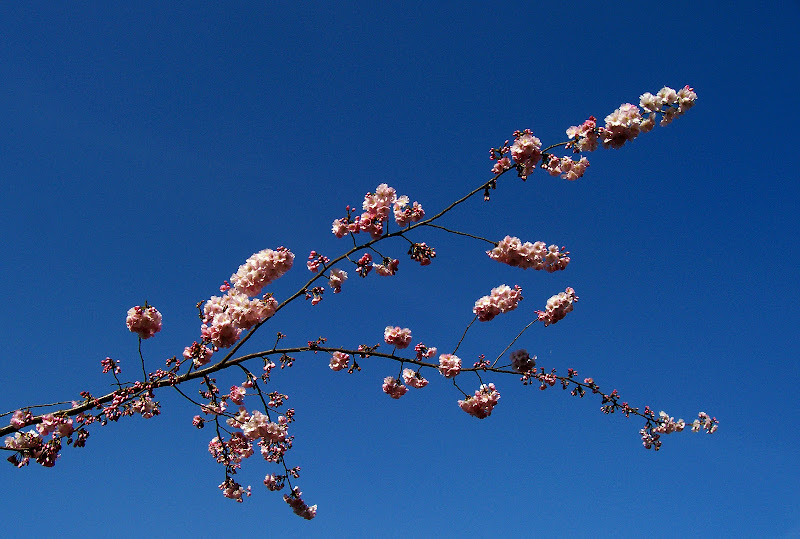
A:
[414,343,437,361]
[327,268,347,293]
[183,341,215,367]
[219,478,251,503]
[691,412,719,433]
[36,413,74,437]
[284,487,317,520]
[473,284,523,322]
[130,395,159,419]
[101,357,121,374]
[639,85,697,127]
[331,184,425,240]
[537,287,578,327]
[393,195,425,228]
[329,351,350,371]
[374,257,399,276]
[487,236,570,272]
[4,430,61,467]
[306,250,329,273]
[201,291,278,348]
[542,155,590,181]
[458,383,500,419]
[654,411,686,434]
[263,473,284,491]
[601,103,643,149]
[240,410,288,443]
[230,247,294,297]
[566,116,599,152]
[402,368,429,388]
[438,354,461,378]
[510,349,536,373]
[384,326,412,349]
[382,376,408,399]
[509,129,542,179]
[126,305,162,339]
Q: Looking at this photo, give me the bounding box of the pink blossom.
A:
[438,354,461,378]
[601,103,642,149]
[491,157,512,174]
[284,487,317,520]
[487,236,569,272]
[201,312,242,348]
[458,383,501,419]
[537,287,578,327]
[230,247,294,297]
[130,396,159,419]
[510,130,542,179]
[329,351,350,371]
[327,268,348,293]
[331,218,349,238]
[374,258,399,276]
[126,305,162,339]
[36,414,74,437]
[183,341,214,367]
[219,478,251,503]
[362,183,397,220]
[229,386,246,405]
[473,284,523,322]
[9,410,31,429]
[393,195,425,228]
[382,376,408,399]
[402,368,429,388]
[264,474,284,491]
[384,326,412,349]
[306,250,329,273]
[542,156,590,181]
[566,116,599,153]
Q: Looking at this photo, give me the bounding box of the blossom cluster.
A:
[230,247,294,297]
[510,349,536,373]
[487,236,569,272]
[382,376,408,399]
[473,284,523,322]
[458,383,500,419]
[126,305,162,339]
[542,155,590,181]
[384,326,412,349]
[202,291,279,348]
[284,487,317,520]
[438,354,461,378]
[537,287,578,327]
[332,184,425,240]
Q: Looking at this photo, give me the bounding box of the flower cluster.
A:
[230,247,294,297]
[332,184,425,240]
[438,354,461,378]
[487,236,570,272]
[691,412,719,433]
[126,305,162,339]
[566,116,599,153]
[306,251,329,273]
[382,376,408,399]
[183,341,215,367]
[284,487,317,520]
[329,351,350,371]
[537,287,578,327]
[201,291,279,348]
[473,284,523,322]
[384,326,412,349]
[327,268,347,293]
[219,478,251,503]
[639,85,697,128]
[542,155,590,181]
[458,383,500,419]
[402,368,429,388]
[509,129,542,179]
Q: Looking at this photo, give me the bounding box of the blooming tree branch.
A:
[2,85,717,519]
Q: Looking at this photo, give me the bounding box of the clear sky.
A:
[1,2,798,537]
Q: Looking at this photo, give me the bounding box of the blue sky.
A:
[1,2,798,537]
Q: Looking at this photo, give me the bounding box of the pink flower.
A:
[219,479,251,503]
[126,305,162,339]
[473,284,523,322]
[402,368,429,388]
[566,116,599,153]
[327,268,348,293]
[393,195,425,228]
[229,386,246,405]
[231,247,294,297]
[536,287,578,327]
[329,351,350,371]
[284,487,317,520]
[384,326,412,349]
[487,236,569,272]
[362,183,397,220]
[331,218,349,238]
[382,376,408,399]
[458,383,501,419]
[183,341,215,367]
[438,354,461,378]
[601,103,642,149]
[510,130,542,179]
[374,258,399,276]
